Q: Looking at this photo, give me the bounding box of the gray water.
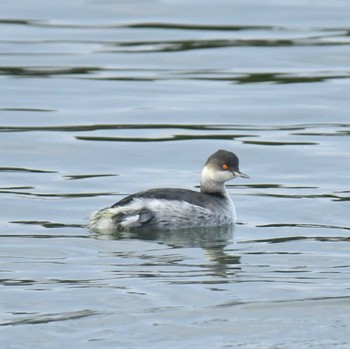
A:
[1,1,350,348]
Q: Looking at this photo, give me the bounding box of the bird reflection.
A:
[93,224,234,247]
[93,224,241,278]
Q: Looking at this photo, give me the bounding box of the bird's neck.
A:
[200,167,228,196]
[200,179,227,196]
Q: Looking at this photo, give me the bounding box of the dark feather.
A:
[112,188,225,209]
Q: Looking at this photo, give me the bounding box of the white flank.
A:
[89,197,235,233]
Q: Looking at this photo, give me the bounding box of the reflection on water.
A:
[96,224,241,282]
[1,122,349,133]
[10,220,84,229]
[1,66,349,84]
[1,310,100,327]
[94,224,235,250]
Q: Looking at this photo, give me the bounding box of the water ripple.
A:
[256,223,350,232]
[0,167,56,173]
[1,310,100,326]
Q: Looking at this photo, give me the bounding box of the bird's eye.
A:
[222,164,229,170]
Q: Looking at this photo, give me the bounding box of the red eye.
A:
[222,164,229,170]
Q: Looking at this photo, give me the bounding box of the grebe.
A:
[89,149,249,232]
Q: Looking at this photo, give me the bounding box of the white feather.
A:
[89,197,235,233]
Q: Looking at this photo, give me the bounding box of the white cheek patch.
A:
[201,165,233,182]
[216,170,234,182]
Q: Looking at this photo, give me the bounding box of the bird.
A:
[89,149,249,232]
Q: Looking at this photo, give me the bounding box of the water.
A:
[1,0,350,348]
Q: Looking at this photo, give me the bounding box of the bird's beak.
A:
[233,170,250,179]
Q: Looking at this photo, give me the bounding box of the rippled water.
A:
[1,1,350,348]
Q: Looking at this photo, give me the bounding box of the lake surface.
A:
[1,0,350,348]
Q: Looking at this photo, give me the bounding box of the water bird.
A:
[89,149,249,232]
